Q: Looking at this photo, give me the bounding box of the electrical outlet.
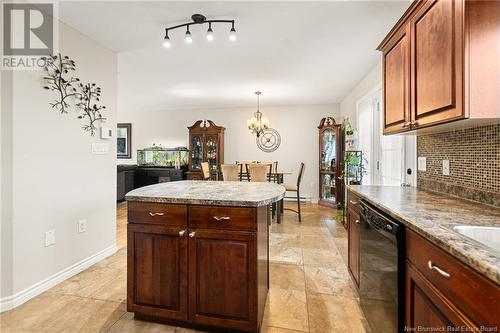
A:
[417,157,427,172]
[78,219,87,233]
[45,229,55,247]
[442,160,450,176]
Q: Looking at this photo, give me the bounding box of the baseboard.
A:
[0,244,117,312]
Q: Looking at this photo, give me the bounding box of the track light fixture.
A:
[163,14,236,48]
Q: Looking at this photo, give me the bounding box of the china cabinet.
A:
[318,117,344,208]
[187,120,225,180]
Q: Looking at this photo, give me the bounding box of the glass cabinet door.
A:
[205,135,218,170]
[321,173,336,202]
[191,135,203,170]
[321,129,337,171]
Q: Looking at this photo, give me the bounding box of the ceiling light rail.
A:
[163,14,236,48]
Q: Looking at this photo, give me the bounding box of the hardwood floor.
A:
[0,202,369,333]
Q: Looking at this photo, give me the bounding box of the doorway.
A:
[356,88,416,186]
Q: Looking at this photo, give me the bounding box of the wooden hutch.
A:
[187,120,225,180]
[318,117,344,208]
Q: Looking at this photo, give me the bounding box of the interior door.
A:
[410,0,464,127]
[188,229,257,332]
[127,224,188,321]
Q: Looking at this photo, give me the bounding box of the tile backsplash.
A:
[417,124,500,207]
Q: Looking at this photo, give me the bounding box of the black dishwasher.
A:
[359,200,405,333]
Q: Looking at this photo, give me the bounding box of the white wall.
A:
[339,62,382,126]
[118,104,340,201]
[1,20,117,308]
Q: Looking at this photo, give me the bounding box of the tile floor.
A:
[0,202,370,333]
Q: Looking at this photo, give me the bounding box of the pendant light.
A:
[247,91,269,137]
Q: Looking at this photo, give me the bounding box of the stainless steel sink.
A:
[452,226,500,254]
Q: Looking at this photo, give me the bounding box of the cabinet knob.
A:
[189,231,196,238]
[411,120,419,126]
[149,212,165,217]
[355,219,360,224]
[213,216,231,221]
[178,230,186,237]
[427,261,451,278]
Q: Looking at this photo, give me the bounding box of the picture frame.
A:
[117,123,132,159]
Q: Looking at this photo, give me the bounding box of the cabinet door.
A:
[410,0,464,128]
[405,262,474,331]
[127,224,188,321]
[348,208,360,287]
[188,229,257,332]
[382,26,410,134]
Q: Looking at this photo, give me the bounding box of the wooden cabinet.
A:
[382,26,410,134]
[405,229,500,331]
[127,224,188,321]
[347,190,361,287]
[187,120,225,180]
[318,117,344,208]
[378,0,500,135]
[188,229,257,331]
[127,203,268,332]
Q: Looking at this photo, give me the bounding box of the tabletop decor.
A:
[247,91,270,137]
[42,53,107,136]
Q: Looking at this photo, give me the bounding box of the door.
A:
[127,224,188,321]
[410,0,464,127]
[382,26,410,134]
[188,229,257,332]
[406,263,470,331]
[348,208,360,287]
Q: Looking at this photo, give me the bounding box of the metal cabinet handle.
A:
[355,219,360,224]
[427,261,451,278]
[349,200,358,205]
[178,230,186,237]
[149,212,165,217]
[189,231,196,238]
[213,216,231,221]
[411,120,419,127]
[402,122,410,128]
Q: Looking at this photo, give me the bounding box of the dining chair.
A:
[284,162,305,222]
[236,161,254,181]
[221,164,241,181]
[200,162,211,180]
[246,163,271,182]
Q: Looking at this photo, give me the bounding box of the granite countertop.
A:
[126,180,286,207]
[348,185,500,285]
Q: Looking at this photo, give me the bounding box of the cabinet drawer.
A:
[128,201,187,226]
[406,229,500,327]
[189,206,256,231]
[347,190,361,213]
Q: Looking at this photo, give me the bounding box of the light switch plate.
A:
[92,143,109,154]
[443,160,450,176]
[417,157,427,172]
[100,127,112,139]
[45,229,55,247]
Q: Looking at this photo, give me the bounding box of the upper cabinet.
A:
[378,0,500,135]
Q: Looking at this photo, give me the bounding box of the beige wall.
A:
[118,104,340,201]
[1,20,117,307]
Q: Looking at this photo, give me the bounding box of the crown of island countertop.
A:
[125,180,286,207]
[348,185,500,285]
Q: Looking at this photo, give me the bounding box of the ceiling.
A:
[58,1,410,112]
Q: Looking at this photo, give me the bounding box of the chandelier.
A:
[247,91,269,137]
[163,14,236,48]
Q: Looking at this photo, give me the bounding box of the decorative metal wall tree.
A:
[76,83,106,136]
[42,54,80,113]
[42,54,107,136]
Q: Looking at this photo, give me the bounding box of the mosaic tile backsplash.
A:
[417,123,500,207]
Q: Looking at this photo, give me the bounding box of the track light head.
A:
[229,23,236,41]
[206,23,214,41]
[163,31,171,48]
[185,27,193,44]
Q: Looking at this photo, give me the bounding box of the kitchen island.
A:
[125,181,285,332]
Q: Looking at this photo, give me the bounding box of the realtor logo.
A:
[3,3,53,56]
